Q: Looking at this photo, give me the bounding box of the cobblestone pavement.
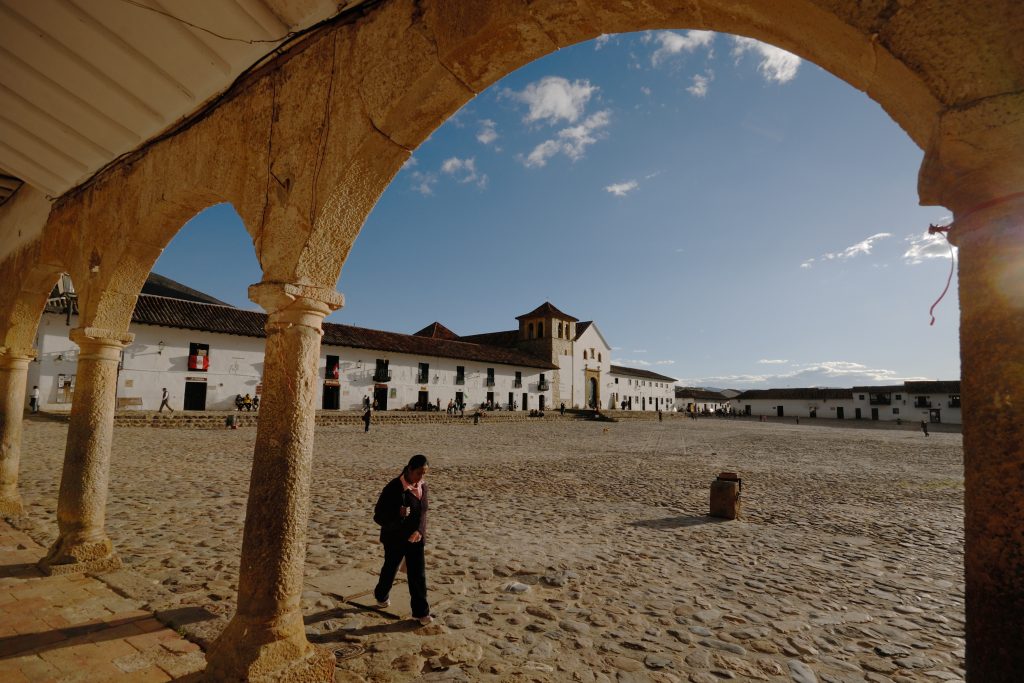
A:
[13,417,964,682]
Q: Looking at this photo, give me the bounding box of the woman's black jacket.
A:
[373,477,428,545]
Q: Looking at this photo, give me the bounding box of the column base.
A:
[38,535,121,576]
[0,494,24,517]
[205,612,335,682]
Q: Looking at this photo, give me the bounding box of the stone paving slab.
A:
[0,520,205,682]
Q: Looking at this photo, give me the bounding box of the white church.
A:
[29,274,678,414]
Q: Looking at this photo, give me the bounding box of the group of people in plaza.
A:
[234,393,259,411]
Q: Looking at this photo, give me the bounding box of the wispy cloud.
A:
[594,34,612,50]
[654,360,675,366]
[687,71,713,97]
[615,358,651,367]
[645,30,715,66]
[903,230,956,265]
[632,349,648,353]
[522,110,612,168]
[476,119,498,145]
[802,232,892,268]
[731,36,801,83]
[506,76,598,125]
[605,180,639,197]
[758,359,789,365]
[440,157,488,188]
[410,170,436,196]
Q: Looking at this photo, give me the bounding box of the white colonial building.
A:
[29,276,674,413]
[675,387,731,413]
[729,382,962,424]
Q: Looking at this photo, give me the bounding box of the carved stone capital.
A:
[919,92,1024,213]
[248,282,344,331]
[0,347,37,369]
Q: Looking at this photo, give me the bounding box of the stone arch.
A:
[53,189,251,334]
[297,0,962,291]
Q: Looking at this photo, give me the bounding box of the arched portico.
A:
[0,1,1020,680]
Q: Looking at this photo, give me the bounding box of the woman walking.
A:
[373,454,433,624]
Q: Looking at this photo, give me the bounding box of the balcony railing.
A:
[538,381,550,391]
[454,376,465,385]
[914,398,932,408]
[485,378,495,387]
[372,370,392,382]
[868,395,892,405]
[513,380,522,388]
[948,399,961,408]
[416,374,429,384]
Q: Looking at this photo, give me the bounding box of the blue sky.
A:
[154,31,959,389]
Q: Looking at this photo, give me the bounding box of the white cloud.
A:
[409,171,436,196]
[401,156,418,170]
[825,232,892,260]
[632,349,648,353]
[522,109,612,168]
[731,36,801,83]
[476,119,498,145]
[654,360,675,366]
[440,157,488,188]
[605,180,639,197]
[903,231,956,265]
[803,233,891,268]
[681,360,929,390]
[646,30,715,66]
[594,34,612,50]
[507,76,598,125]
[758,359,789,365]
[640,86,652,96]
[615,358,651,367]
[687,71,713,97]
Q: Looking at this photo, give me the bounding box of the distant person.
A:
[363,407,372,433]
[373,454,433,625]
[560,402,565,416]
[920,419,929,437]
[363,395,370,410]
[30,385,40,413]
[658,409,663,422]
[159,388,173,412]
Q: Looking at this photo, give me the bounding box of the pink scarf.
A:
[400,473,423,500]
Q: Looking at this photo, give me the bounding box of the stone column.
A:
[39,327,132,575]
[949,192,1024,681]
[0,347,35,516]
[206,282,343,683]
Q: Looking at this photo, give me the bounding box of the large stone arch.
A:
[0,2,1018,680]
[301,0,950,289]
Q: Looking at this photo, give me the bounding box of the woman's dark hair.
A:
[405,454,429,473]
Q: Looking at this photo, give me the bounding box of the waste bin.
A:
[710,471,741,519]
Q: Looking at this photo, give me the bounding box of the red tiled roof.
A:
[675,387,729,401]
[130,295,555,369]
[414,322,461,341]
[609,365,677,383]
[734,388,852,400]
[459,330,520,348]
[515,302,578,322]
[904,380,960,394]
